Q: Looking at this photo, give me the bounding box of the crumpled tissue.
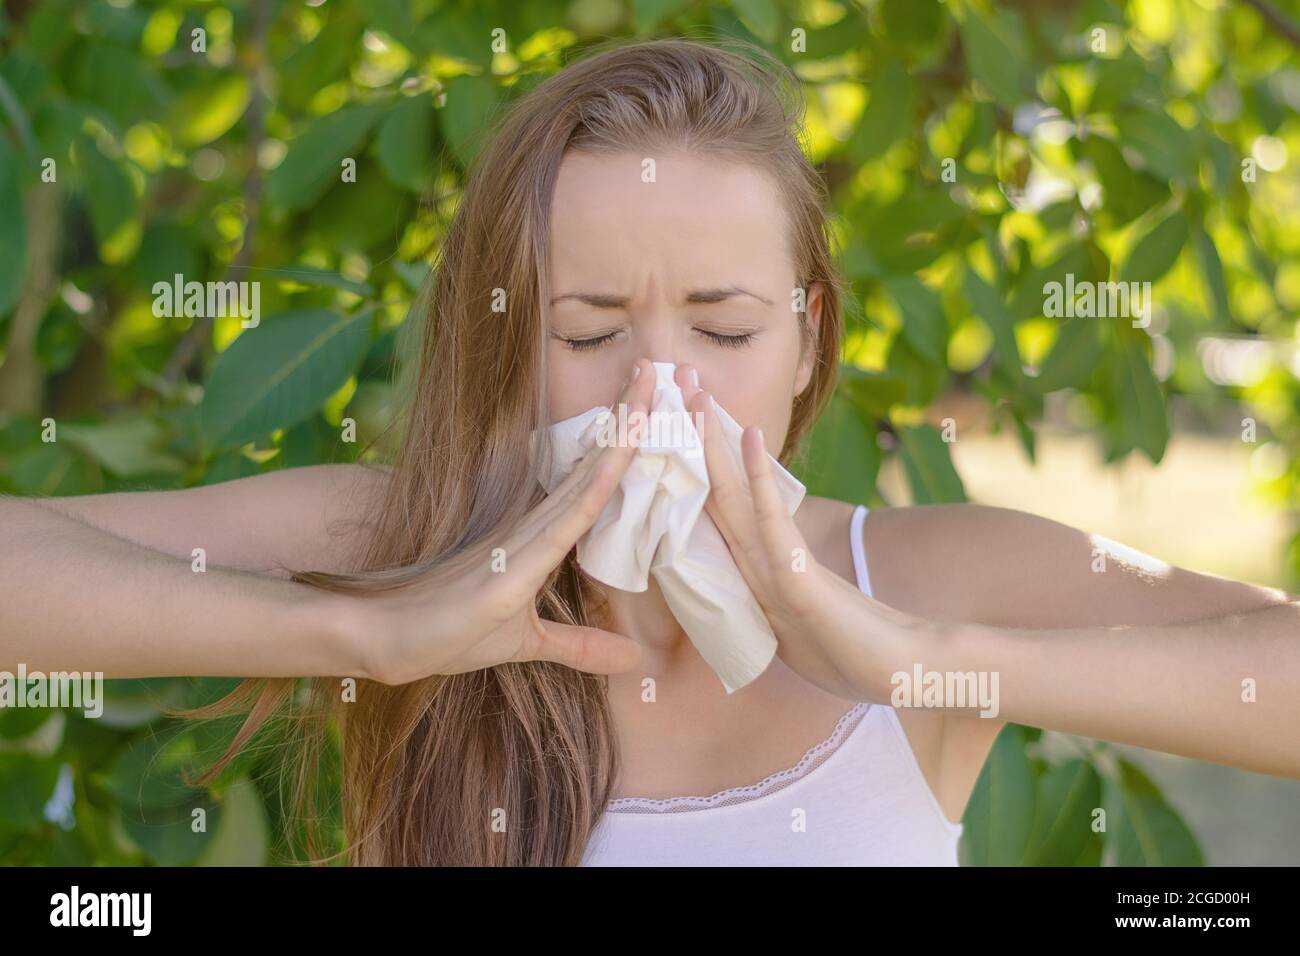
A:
[537,361,805,693]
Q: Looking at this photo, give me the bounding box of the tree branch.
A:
[1241,0,1300,47]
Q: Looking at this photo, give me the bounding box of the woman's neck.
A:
[591,576,688,652]
[585,575,730,695]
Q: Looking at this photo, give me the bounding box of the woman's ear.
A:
[793,280,824,395]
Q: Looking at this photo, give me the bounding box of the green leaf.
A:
[0,69,39,159]
[957,5,1027,108]
[1107,328,1169,463]
[200,447,262,485]
[1112,759,1203,866]
[279,413,341,469]
[1192,223,1231,325]
[1087,51,1153,114]
[851,57,914,164]
[896,424,966,504]
[633,0,694,33]
[0,754,60,830]
[70,41,166,129]
[364,0,418,45]
[308,160,412,253]
[792,386,881,503]
[120,794,221,866]
[377,93,437,193]
[195,777,271,867]
[0,134,26,315]
[1120,209,1187,285]
[5,440,101,497]
[1025,759,1104,865]
[199,309,372,451]
[171,74,250,148]
[281,5,363,109]
[732,0,780,44]
[129,220,201,293]
[1007,404,1037,464]
[440,75,500,169]
[859,184,965,274]
[885,334,948,407]
[791,20,871,58]
[962,267,1024,383]
[1077,133,1169,226]
[880,0,944,49]
[0,701,52,740]
[419,6,499,66]
[275,264,374,297]
[842,368,908,419]
[105,726,208,811]
[74,133,135,250]
[96,678,189,729]
[883,276,947,366]
[268,104,385,214]
[962,725,1036,865]
[1010,243,1094,320]
[60,416,185,478]
[1114,109,1196,182]
[1034,318,1103,393]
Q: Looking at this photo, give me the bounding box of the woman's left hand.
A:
[679,369,945,703]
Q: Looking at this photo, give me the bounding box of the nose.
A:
[634,324,678,367]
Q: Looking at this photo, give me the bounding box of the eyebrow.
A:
[549,285,773,308]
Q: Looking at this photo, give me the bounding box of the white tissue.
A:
[537,362,806,693]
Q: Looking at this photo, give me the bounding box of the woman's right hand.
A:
[361,358,655,686]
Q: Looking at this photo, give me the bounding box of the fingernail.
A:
[632,364,641,380]
[690,368,699,387]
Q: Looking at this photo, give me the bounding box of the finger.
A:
[523,619,643,675]
[507,361,653,583]
[674,363,702,406]
[508,357,652,550]
[741,424,806,568]
[689,389,763,575]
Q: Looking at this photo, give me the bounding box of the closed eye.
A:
[555,330,622,351]
[695,328,759,349]
[554,328,760,351]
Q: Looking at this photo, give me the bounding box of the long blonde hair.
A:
[184,35,846,866]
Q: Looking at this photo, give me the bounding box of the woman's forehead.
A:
[548,151,793,289]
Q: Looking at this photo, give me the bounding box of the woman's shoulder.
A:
[793,495,860,586]
[800,497,1050,621]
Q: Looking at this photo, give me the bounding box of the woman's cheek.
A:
[545,351,606,423]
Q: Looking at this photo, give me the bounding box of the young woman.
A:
[3,38,1297,867]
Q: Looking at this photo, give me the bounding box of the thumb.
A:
[527,619,643,675]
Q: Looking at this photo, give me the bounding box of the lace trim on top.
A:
[605,703,871,814]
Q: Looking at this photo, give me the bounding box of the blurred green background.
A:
[0,0,1297,865]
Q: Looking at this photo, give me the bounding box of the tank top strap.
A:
[849,504,873,598]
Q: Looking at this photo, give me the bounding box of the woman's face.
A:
[545,150,823,453]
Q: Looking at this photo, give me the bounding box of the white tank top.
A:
[580,504,965,866]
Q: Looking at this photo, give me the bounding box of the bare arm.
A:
[945,597,1300,777]
[870,504,1300,778]
[1,362,660,689]
[0,465,388,680]
[30,463,388,577]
